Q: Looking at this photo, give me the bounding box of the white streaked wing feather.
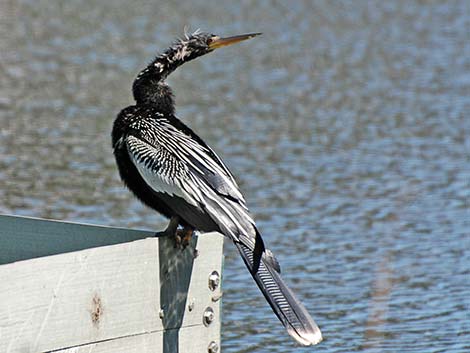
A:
[186,173,250,237]
[159,121,246,203]
[126,135,200,207]
[125,127,256,238]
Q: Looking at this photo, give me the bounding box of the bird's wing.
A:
[125,116,256,239]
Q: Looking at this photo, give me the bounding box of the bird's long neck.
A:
[132,40,201,114]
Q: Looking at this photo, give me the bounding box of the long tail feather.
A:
[233,230,322,346]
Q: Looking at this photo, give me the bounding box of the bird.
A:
[112,30,322,346]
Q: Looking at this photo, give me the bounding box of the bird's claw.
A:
[174,228,194,250]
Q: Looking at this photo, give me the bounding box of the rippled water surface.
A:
[1,1,469,352]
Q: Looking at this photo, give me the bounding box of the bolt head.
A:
[208,271,220,291]
[203,307,215,326]
[208,341,219,353]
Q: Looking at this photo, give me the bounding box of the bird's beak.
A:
[208,33,261,50]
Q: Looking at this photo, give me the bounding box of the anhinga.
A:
[112,30,322,346]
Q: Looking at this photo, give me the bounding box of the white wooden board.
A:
[0,215,224,353]
[54,325,219,353]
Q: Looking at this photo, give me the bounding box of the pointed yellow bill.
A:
[208,33,262,50]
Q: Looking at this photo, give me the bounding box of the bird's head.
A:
[168,30,262,63]
[133,30,260,107]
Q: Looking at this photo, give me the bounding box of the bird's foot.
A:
[174,228,194,250]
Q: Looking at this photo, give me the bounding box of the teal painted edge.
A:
[0,214,155,265]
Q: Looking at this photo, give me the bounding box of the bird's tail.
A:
[233,228,322,346]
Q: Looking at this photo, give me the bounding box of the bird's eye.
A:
[207,36,220,46]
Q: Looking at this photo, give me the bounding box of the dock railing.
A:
[0,214,224,353]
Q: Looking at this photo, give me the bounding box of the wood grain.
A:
[0,215,223,353]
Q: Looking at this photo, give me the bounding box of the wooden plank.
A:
[54,331,164,353]
[0,216,224,353]
[53,325,219,353]
[0,214,153,265]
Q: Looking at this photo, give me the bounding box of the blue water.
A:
[0,1,468,352]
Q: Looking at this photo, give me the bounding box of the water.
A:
[1,1,469,352]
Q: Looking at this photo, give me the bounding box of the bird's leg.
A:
[157,217,193,249]
[182,227,194,248]
[175,227,194,250]
[157,216,180,237]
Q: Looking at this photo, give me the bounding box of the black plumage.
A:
[112,30,322,346]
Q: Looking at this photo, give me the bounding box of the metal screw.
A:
[208,341,219,353]
[208,271,220,291]
[203,307,215,326]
